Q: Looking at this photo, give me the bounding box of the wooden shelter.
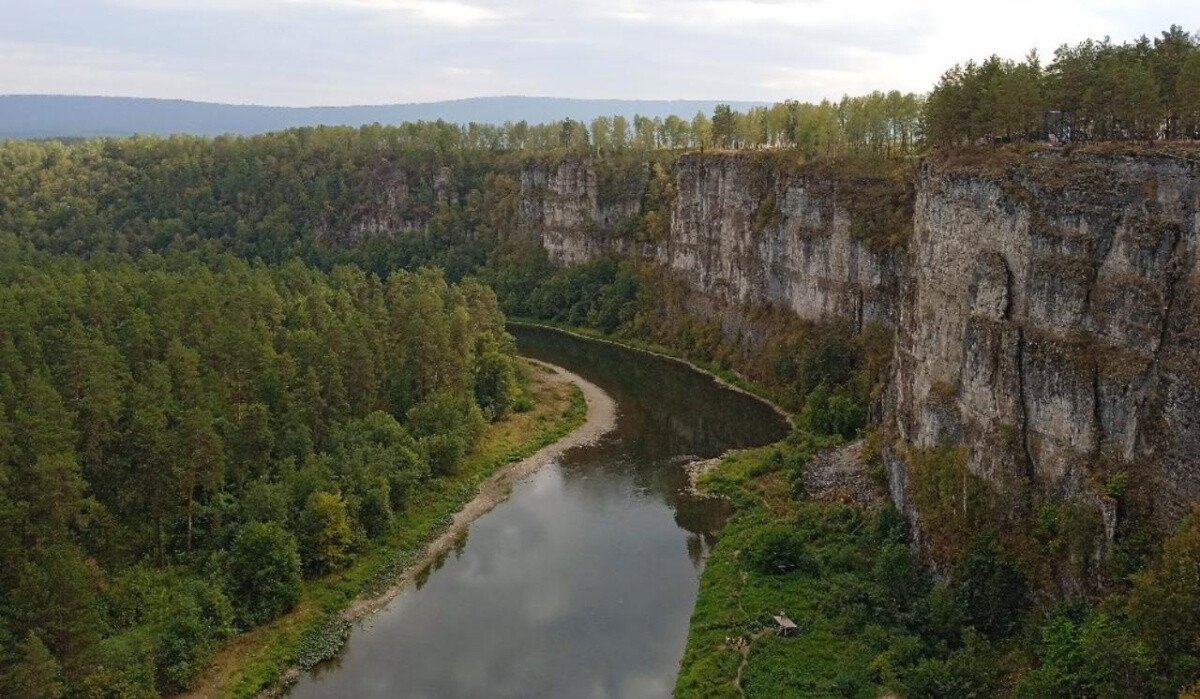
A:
[772,612,797,637]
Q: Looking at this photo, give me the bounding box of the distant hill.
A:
[0,95,767,139]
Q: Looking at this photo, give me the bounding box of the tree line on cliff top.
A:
[588,24,1200,151]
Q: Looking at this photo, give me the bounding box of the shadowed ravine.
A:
[286,325,788,699]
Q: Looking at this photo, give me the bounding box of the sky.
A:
[1,0,1198,106]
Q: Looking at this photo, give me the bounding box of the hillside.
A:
[0,95,765,139]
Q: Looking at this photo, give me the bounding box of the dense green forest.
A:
[0,239,524,696]
[927,26,1200,144]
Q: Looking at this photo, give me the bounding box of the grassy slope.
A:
[184,364,586,698]
[675,442,914,699]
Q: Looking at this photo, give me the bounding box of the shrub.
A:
[228,522,302,625]
[299,492,354,575]
[474,346,518,420]
[800,382,867,439]
[746,525,810,576]
[955,535,1029,639]
[901,630,995,698]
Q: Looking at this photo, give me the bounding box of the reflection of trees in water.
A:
[514,326,786,538]
[415,535,462,591]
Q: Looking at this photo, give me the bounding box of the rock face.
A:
[510,148,1200,539]
[887,150,1200,537]
[520,153,907,332]
[517,160,608,264]
[652,154,903,332]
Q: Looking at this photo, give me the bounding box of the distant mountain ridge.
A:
[0,95,767,139]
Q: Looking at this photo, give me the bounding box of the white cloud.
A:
[109,0,501,27]
[0,41,207,97]
[307,0,500,26]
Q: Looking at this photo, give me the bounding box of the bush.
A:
[299,492,354,575]
[474,347,518,420]
[746,525,810,576]
[800,383,867,439]
[1016,605,1153,699]
[955,535,1029,639]
[78,629,158,698]
[9,632,65,699]
[1127,511,1200,688]
[356,477,393,539]
[408,391,485,476]
[421,432,468,477]
[228,522,302,625]
[901,630,995,698]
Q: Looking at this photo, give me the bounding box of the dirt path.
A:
[262,361,617,695]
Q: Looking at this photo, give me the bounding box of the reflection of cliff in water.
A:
[513,325,788,537]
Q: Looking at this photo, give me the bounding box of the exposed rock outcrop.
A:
[886,149,1200,543]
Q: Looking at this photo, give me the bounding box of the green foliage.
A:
[229,523,302,626]
[473,343,518,420]
[9,632,65,699]
[0,247,518,692]
[927,26,1200,143]
[1126,511,1200,687]
[954,535,1030,640]
[96,565,234,694]
[677,438,999,698]
[299,492,354,575]
[909,446,992,563]
[900,629,997,699]
[746,525,811,576]
[1016,604,1153,699]
[408,391,485,476]
[800,382,867,439]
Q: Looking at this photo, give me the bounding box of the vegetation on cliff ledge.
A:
[677,432,1200,698]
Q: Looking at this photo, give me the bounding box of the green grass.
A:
[676,438,937,699]
[190,372,587,697]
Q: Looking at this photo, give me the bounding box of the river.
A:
[286,325,789,698]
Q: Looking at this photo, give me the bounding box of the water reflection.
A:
[287,325,787,699]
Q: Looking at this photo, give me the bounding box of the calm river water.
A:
[287,326,788,699]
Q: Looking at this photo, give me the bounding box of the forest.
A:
[926,26,1200,144]
[0,239,522,696]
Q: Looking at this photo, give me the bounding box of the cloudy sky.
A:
[2,0,1198,106]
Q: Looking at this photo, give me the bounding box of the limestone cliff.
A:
[518,153,908,333]
[886,150,1200,545]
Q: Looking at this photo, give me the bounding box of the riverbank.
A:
[178,360,612,698]
[508,320,794,427]
[335,360,615,622]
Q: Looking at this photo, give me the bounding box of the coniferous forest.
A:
[0,242,523,695]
